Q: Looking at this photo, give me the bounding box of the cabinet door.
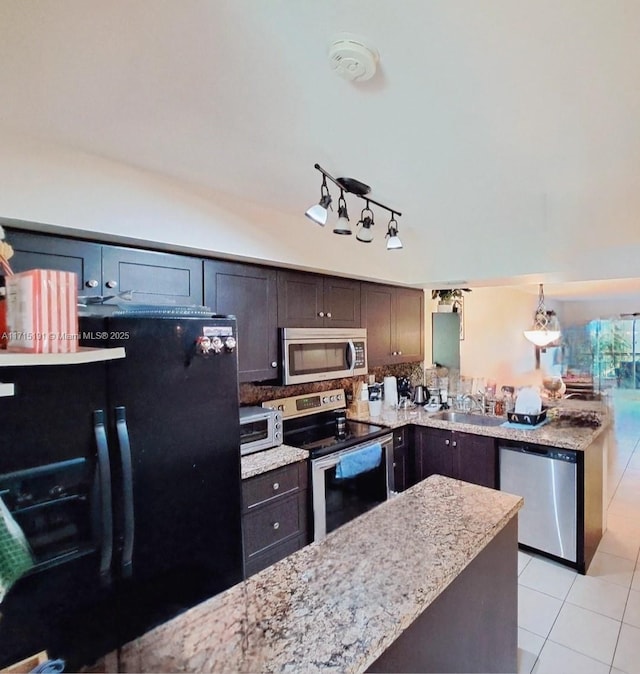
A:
[204,260,278,382]
[6,228,102,297]
[456,432,497,489]
[394,287,424,362]
[361,283,394,366]
[323,278,361,328]
[101,246,203,305]
[414,427,455,482]
[277,271,324,328]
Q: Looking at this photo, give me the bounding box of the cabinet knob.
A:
[318,311,325,318]
[397,351,402,355]
[85,279,99,288]
[272,482,279,491]
[272,521,280,530]
[326,312,332,318]
[445,439,450,446]
[271,361,278,368]
[105,280,118,289]
[452,441,457,447]
[391,351,397,356]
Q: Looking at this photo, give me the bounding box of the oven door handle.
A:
[346,340,356,373]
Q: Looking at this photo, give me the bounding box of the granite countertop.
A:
[348,398,609,452]
[241,444,309,480]
[116,475,522,673]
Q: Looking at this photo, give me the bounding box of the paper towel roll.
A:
[383,376,398,408]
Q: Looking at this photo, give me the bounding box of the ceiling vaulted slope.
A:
[0,0,639,296]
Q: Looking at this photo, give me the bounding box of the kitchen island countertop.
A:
[113,475,522,673]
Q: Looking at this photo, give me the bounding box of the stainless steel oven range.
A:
[263,389,394,541]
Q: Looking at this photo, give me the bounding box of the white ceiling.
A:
[1,0,639,302]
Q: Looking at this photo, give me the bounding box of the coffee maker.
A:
[397,377,412,407]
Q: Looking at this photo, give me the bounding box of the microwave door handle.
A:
[93,410,114,585]
[346,340,356,373]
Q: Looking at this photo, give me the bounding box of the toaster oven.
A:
[239,406,283,455]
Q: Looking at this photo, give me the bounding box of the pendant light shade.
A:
[524,284,561,347]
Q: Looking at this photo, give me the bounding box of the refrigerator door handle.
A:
[93,410,114,584]
[115,406,135,578]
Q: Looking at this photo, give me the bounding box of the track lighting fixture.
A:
[306,164,403,249]
[524,284,561,347]
[385,216,402,250]
[305,175,333,226]
[332,191,352,235]
[356,203,375,243]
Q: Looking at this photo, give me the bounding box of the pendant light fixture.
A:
[524,284,561,347]
[332,191,352,235]
[305,175,333,226]
[385,215,402,250]
[306,164,403,249]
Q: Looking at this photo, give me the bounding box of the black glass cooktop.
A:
[283,415,388,458]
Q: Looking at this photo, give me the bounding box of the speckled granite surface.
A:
[241,445,308,480]
[349,400,609,452]
[116,475,522,674]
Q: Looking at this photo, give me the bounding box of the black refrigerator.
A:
[0,315,243,669]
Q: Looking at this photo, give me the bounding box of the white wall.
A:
[428,287,562,389]
[0,129,423,286]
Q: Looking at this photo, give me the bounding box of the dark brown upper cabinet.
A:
[101,246,203,305]
[6,228,203,306]
[277,271,361,328]
[7,229,103,297]
[204,260,278,382]
[361,283,424,366]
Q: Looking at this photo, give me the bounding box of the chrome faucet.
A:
[460,393,486,414]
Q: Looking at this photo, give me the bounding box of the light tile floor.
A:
[517,390,640,673]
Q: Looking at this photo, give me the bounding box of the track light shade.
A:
[385,219,402,250]
[305,193,332,226]
[356,215,374,243]
[333,195,352,235]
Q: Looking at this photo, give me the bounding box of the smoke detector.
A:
[328,35,379,82]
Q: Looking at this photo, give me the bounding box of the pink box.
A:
[6,269,79,353]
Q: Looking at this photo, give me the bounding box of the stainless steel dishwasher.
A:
[499,443,577,563]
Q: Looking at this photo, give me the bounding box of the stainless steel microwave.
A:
[239,406,283,455]
[281,328,367,385]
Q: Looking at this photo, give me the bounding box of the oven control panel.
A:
[262,388,346,420]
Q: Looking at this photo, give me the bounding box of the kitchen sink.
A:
[429,411,505,427]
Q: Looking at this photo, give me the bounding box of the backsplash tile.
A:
[239,362,424,406]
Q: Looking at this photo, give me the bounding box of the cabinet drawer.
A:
[244,534,306,578]
[242,463,305,510]
[243,493,305,558]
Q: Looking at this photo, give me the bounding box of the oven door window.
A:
[288,341,349,377]
[240,419,269,445]
[324,461,387,536]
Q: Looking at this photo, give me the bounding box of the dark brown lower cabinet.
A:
[392,426,414,492]
[414,427,497,489]
[241,461,308,577]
